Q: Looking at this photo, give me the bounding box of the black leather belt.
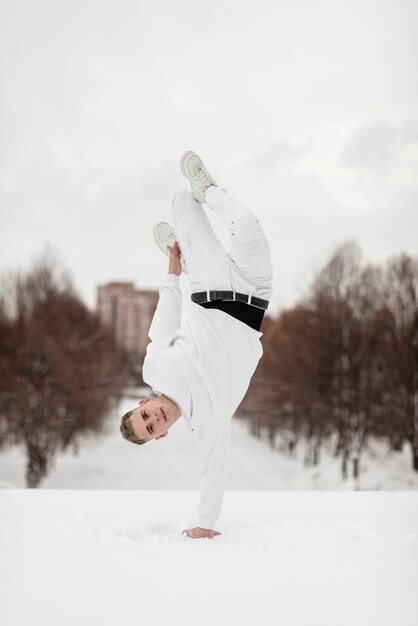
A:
[191,290,269,310]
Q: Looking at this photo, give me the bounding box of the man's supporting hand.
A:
[182,527,222,539]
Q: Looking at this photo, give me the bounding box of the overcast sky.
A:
[1,0,417,316]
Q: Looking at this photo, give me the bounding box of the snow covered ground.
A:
[1,387,418,491]
[1,489,417,626]
[1,389,418,625]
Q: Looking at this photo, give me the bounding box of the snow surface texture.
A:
[1,490,417,626]
[2,391,418,624]
[1,389,418,490]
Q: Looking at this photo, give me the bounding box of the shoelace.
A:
[192,163,212,187]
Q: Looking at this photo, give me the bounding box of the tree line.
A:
[238,241,418,479]
[0,256,129,487]
[1,243,416,487]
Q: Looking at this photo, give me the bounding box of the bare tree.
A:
[0,256,129,487]
[306,242,363,476]
[382,254,418,469]
[238,241,418,481]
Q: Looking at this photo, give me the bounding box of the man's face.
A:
[130,395,181,442]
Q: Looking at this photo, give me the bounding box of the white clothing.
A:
[171,185,274,301]
[142,186,273,529]
[142,273,264,529]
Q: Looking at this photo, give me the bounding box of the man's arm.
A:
[147,273,182,347]
[147,242,182,349]
[183,421,231,539]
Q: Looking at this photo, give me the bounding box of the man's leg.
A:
[204,186,274,300]
[171,189,231,293]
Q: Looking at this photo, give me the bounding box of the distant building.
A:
[97,282,159,358]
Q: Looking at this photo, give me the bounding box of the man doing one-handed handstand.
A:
[120,151,273,539]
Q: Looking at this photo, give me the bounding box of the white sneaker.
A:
[153,221,188,274]
[180,151,217,203]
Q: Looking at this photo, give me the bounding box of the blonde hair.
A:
[120,409,148,445]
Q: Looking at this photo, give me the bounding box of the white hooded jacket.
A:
[142,273,264,529]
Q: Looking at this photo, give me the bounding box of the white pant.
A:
[171,186,273,301]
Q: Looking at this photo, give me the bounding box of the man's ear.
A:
[138,397,153,406]
[155,431,168,440]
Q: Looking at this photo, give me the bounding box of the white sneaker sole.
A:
[179,150,217,203]
[179,150,199,178]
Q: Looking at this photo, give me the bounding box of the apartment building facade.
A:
[97,282,159,370]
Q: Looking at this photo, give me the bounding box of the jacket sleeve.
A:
[147,273,182,348]
[196,421,231,530]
